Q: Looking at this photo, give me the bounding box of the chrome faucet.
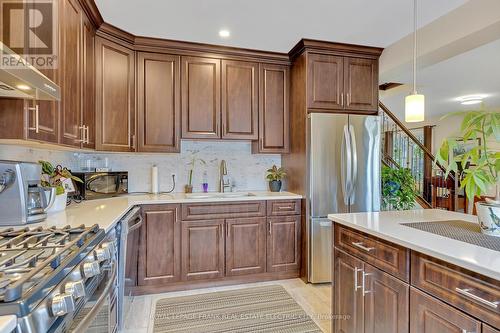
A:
[219,160,231,192]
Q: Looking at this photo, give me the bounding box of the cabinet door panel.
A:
[138,205,181,285]
[267,215,299,272]
[364,263,409,333]
[221,60,258,140]
[333,250,364,333]
[344,57,378,113]
[181,57,220,139]
[483,324,500,333]
[307,53,343,110]
[137,52,180,152]
[253,64,289,153]
[95,37,135,151]
[181,220,225,280]
[60,0,82,146]
[226,217,266,276]
[410,287,481,333]
[82,17,95,149]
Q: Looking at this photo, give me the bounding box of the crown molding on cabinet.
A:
[289,38,384,61]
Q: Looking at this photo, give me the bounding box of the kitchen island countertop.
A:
[28,191,302,233]
[328,209,500,281]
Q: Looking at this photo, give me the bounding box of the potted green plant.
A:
[185,157,206,193]
[39,161,82,212]
[435,107,500,236]
[381,165,417,210]
[266,165,286,192]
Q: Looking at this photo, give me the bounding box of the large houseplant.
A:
[381,165,417,210]
[435,107,500,236]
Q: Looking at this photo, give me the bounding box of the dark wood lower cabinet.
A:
[225,217,266,276]
[181,219,225,281]
[138,205,181,286]
[363,263,409,333]
[410,287,481,333]
[484,324,500,333]
[334,250,364,333]
[267,215,300,272]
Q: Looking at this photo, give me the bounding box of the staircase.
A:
[379,102,461,211]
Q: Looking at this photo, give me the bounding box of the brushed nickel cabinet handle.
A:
[455,287,499,309]
[347,93,351,106]
[340,93,344,107]
[278,206,293,210]
[28,105,39,133]
[362,271,373,296]
[85,125,90,144]
[352,242,375,252]
[77,126,86,143]
[354,267,362,291]
[268,221,272,235]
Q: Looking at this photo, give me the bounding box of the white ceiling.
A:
[381,37,500,120]
[94,0,467,52]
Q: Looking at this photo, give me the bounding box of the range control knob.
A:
[81,261,100,278]
[94,247,111,262]
[64,280,86,299]
[101,241,116,257]
[51,293,75,317]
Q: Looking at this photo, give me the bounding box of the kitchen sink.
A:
[185,192,256,199]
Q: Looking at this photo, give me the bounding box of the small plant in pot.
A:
[39,161,82,213]
[266,165,286,192]
[435,107,500,236]
[185,157,206,193]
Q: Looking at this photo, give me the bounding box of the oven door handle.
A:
[70,262,117,333]
[128,215,143,233]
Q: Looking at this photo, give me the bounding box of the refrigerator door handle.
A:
[349,124,358,204]
[341,125,352,206]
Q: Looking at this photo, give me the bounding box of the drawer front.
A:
[411,252,500,329]
[267,200,301,216]
[181,201,266,220]
[334,225,409,281]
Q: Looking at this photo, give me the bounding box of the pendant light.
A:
[405,0,425,122]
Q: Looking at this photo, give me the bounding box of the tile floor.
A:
[123,278,332,333]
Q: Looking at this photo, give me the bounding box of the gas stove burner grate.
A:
[0,224,101,302]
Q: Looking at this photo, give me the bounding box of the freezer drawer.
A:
[310,218,332,283]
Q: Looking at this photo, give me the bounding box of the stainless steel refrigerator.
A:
[307,113,381,283]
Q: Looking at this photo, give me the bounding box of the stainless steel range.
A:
[0,223,119,333]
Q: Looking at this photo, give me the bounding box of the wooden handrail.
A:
[379,101,454,181]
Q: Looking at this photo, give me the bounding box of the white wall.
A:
[0,141,281,193]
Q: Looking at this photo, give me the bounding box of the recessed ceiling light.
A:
[16,84,31,90]
[458,95,485,105]
[219,29,230,38]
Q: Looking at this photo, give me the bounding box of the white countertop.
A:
[29,191,302,233]
[328,209,500,281]
[0,315,16,333]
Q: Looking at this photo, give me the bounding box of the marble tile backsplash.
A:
[0,141,281,193]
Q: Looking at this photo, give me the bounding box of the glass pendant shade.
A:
[405,93,425,122]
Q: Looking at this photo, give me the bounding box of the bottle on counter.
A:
[202,171,208,193]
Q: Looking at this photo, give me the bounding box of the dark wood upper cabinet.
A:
[363,263,409,333]
[307,53,343,110]
[410,287,482,333]
[95,37,135,152]
[59,0,82,147]
[344,57,378,112]
[181,56,221,139]
[221,60,258,140]
[138,205,181,286]
[305,52,379,114]
[267,215,299,272]
[334,250,364,333]
[137,52,180,153]
[181,219,225,281]
[225,217,266,277]
[253,64,289,154]
[81,16,95,149]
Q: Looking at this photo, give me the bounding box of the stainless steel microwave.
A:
[74,171,128,200]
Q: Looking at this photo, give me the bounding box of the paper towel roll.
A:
[151,165,159,194]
